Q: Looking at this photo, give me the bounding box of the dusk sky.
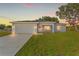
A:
[0,3,66,21]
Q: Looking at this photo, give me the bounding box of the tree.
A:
[51,17,59,23]
[6,25,12,28]
[56,3,79,31]
[5,25,12,31]
[0,24,6,30]
[36,16,59,23]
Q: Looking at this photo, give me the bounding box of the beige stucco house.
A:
[11,21,66,34]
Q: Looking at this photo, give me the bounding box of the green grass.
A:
[16,31,79,56]
[0,31,11,37]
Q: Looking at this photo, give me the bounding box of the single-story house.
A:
[11,21,66,34]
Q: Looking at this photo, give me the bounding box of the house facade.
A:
[12,21,66,34]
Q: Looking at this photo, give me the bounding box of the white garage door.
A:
[15,23,37,34]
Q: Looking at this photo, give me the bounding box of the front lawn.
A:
[0,31,11,37]
[16,31,79,56]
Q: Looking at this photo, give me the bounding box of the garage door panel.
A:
[15,24,36,33]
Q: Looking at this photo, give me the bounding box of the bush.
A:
[66,26,75,31]
[66,25,79,31]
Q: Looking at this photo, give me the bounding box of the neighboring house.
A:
[11,21,66,34]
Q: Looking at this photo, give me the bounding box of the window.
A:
[37,24,52,33]
[43,25,52,32]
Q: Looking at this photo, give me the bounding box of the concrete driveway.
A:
[0,33,32,56]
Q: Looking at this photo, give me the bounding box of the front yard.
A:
[0,31,11,37]
[16,31,79,56]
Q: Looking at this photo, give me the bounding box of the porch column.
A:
[52,23,56,32]
[12,23,15,34]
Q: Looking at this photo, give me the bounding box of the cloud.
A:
[23,3,33,8]
[43,10,56,17]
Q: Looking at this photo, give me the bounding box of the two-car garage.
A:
[13,22,38,34]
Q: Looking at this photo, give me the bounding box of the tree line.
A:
[36,16,59,23]
[0,24,12,32]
